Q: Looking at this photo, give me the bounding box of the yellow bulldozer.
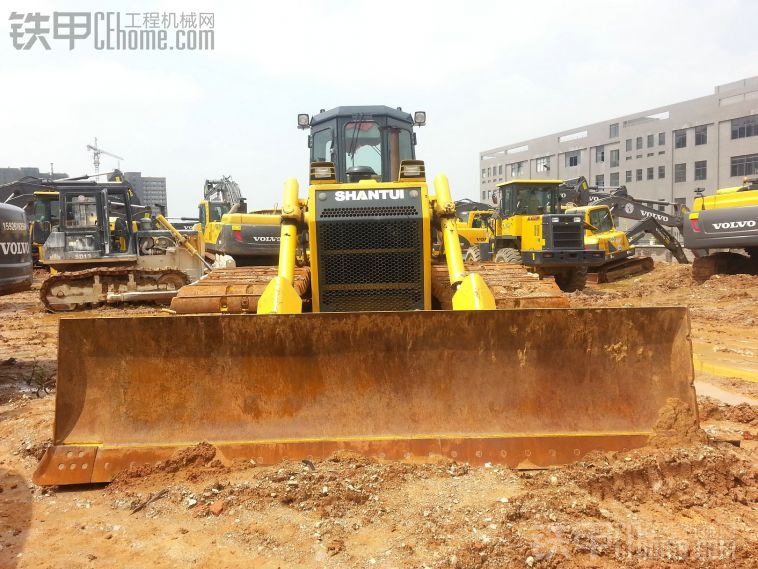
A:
[34,106,697,486]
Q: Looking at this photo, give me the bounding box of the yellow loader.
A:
[34,106,696,485]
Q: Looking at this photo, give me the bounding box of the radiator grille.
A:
[551,222,583,249]
[317,212,424,312]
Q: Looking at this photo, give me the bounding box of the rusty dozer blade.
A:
[34,307,696,485]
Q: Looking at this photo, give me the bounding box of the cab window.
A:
[65,195,99,228]
[208,202,230,222]
[312,129,333,162]
[33,200,47,221]
[344,121,382,176]
[589,208,614,232]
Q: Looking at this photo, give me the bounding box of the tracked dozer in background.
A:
[39,180,209,311]
[34,106,697,486]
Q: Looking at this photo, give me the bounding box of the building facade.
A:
[0,167,68,185]
[480,76,758,207]
[123,171,168,214]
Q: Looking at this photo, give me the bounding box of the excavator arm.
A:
[626,217,690,264]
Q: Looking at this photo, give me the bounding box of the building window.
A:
[596,174,605,187]
[481,191,487,200]
[487,167,491,177]
[609,123,619,138]
[647,134,654,148]
[535,156,550,173]
[694,160,707,180]
[647,167,654,180]
[730,153,758,177]
[565,151,580,168]
[731,115,758,139]
[510,161,524,177]
[636,137,642,150]
[481,169,485,178]
[595,145,605,163]
[636,169,642,181]
[610,149,619,167]
[658,165,665,179]
[625,139,632,152]
[610,172,619,186]
[674,129,687,148]
[625,170,632,183]
[498,164,503,175]
[695,125,707,146]
[674,163,686,183]
[658,132,665,145]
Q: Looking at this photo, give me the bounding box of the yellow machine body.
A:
[34,106,698,486]
[567,204,633,258]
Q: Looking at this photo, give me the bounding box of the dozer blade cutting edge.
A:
[34,307,696,485]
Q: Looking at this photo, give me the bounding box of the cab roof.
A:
[311,106,414,125]
[497,179,563,187]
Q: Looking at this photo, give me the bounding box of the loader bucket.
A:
[34,307,696,485]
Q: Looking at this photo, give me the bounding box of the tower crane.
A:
[86,138,124,176]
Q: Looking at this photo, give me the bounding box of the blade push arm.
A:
[257,178,304,314]
[432,174,496,310]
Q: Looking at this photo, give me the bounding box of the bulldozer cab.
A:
[42,185,138,262]
[306,106,419,183]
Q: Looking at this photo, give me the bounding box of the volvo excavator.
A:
[196,177,281,266]
[560,177,690,282]
[34,106,697,486]
[684,178,758,281]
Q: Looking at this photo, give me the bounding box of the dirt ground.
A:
[0,266,756,568]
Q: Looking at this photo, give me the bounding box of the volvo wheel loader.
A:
[461,180,607,291]
[34,106,697,486]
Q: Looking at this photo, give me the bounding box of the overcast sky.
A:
[2,0,757,216]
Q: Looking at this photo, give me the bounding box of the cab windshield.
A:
[344,121,382,176]
[209,201,231,222]
[343,121,414,181]
[509,186,559,215]
[65,195,99,227]
[589,208,614,232]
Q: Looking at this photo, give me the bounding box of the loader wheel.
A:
[554,267,587,292]
[464,246,481,262]
[494,248,522,264]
